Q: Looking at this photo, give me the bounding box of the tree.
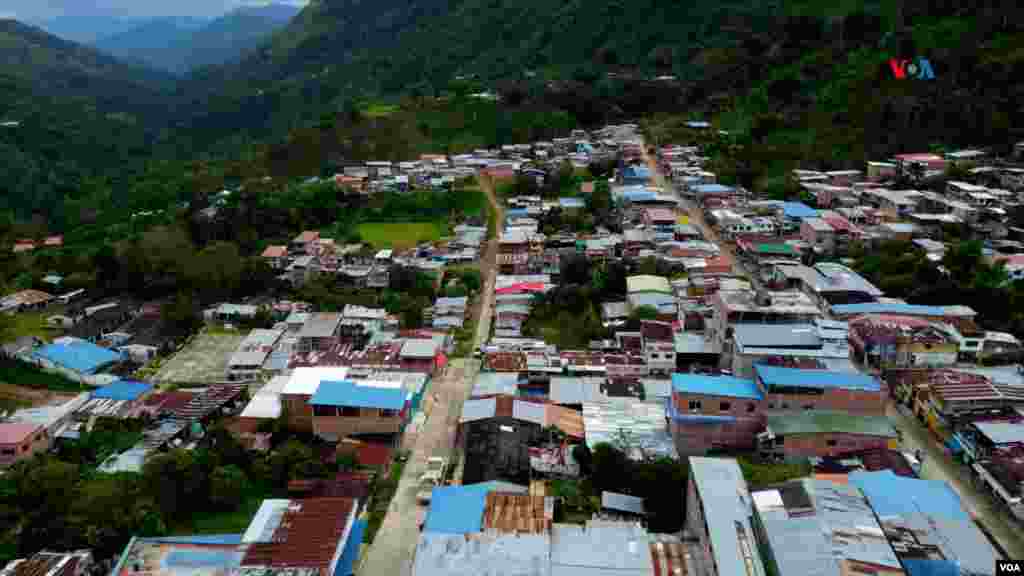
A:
[209,465,248,510]
[141,450,204,521]
[459,268,482,293]
[590,442,632,493]
[630,305,659,322]
[161,292,201,336]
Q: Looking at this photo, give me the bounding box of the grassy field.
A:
[361,103,400,118]
[0,359,86,392]
[4,312,60,341]
[173,488,266,535]
[357,222,445,250]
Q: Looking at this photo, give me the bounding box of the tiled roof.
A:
[241,498,356,571]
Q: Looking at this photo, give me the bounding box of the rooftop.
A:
[92,379,153,402]
[401,339,438,359]
[782,202,819,219]
[717,290,820,315]
[733,323,822,350]
[583,401,677,461]
[0,422,40,444]
[308,380,406,411]
[766,412,897,437]
[112,535,243,576]
[32,339,122,374]
[754,364,881,392]
[752,479,903,576]
[298,313,343,338]
[241,498,357,573]
[671,373,763,400]
[282,366,351,396]
[412,531,550,576]
[626,275,671,294]
[687,457,766,576]
[831,302,976,318]
[424,483,528,534]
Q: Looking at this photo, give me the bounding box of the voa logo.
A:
[888,57,935,80]
[997,560,1024,575]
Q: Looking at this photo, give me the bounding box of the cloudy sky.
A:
[4,0,307,21]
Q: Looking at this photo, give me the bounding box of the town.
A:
[5,123,1024,576]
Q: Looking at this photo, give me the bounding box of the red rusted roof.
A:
[356,442,393,467]
[241,497,356,570]
[262,245,288,258]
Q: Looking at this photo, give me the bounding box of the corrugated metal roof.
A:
[401,339,437,358]
[513,399,547,426]
[601,492,645,515]
[424,483,529,535]
[241,498,356,572]
[753,364,880,392]
[671,373,763,400]
[688,457,766,576]
[752,479,902,576]
[283,367,350,395]
[733,324,821,349]
[32,340,122,374]
[308,380,405,410]
[92,379,152,401]
[550,521,653,573]
[626,275,671,294]
[461,397,498,422]
[972,421,1024,445]
[831,303,976,317]
[413,532,550,576]
[583,401,677,460]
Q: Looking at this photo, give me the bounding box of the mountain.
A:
[0,20,175,225]
[30,15,144,45]
[182,3,303,71]
[94,5,300,75]
[94,17,211,74]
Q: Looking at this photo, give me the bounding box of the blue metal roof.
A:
[848,470,971,522]
[830,302,948,316]
[622,165,651,179]
[901,559,960,576]
[671,373,763,399]
[559,197,585,208]
[423,484,490,534]
[622,191,657,202]
[92,379,153,401]
[782,201,818,219]
[336,518,366,576]
[692,184,735,195]
[753,364,880,392]
[308,380,406,410]
[33,340,122,374]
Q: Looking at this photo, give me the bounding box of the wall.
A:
[778,432,891,458]
[0,428,49,468]
[313,409,403,440]
[283,393,314,431]
[764,387,887,416]
[671,391,765,454]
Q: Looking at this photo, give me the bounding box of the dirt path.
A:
[639,140,743,276]
[358,177,501,576]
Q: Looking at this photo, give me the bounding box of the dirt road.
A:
[358,174,502,576]
[638,140,742,275]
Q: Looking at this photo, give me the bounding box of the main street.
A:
[357,176,500,576]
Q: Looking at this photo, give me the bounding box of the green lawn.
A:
[361,103,400,118]
[4,312,60,341]
[0,360,86,392]
[173,489,267,535]
[357,222,444,250]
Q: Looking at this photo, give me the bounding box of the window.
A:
[746,403,756,413]
[781,402,790,409]
[1,448,14,456]
[380,409,398,418]
[341,406,361,417]
[803,404,814,411]
[768,402,776,409]
[689,400,702,412]
[22,444,29,452]
[720,402,732,411]
[313,405,337,417]
[826,440,838,447]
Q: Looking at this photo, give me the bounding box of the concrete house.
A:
[309,379,407,441]
[669,374,764,455]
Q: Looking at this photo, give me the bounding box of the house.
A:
[774,262,883,307]
[459,396,584,483]
[233,375,288,434]
[205,303,260,324]
[759,411,897,459]
[76,379,153,419]
[830,302,978,334]
[731,321,851,378]
[290,230,320,254]
[12,240,34,253]
[298,313,343,353]
[309,379,407,441]
[0,550,93,576]
[261,245,288,269]
[0,422,48,467]
[400,339,442,374]
[686,457,766,576]
[281,366,350,432]
[848,314,959,368]
[753,364,887,416]
[709,290,822,354]
[67,299,140,341]
[0,289,53,313]
[848,470,999,576]
[800,217,835,253]
[227,329,284,382]
[640,320,675,375]
[751,479,906,576]
[669,374,764,455]
[29,338,123,383]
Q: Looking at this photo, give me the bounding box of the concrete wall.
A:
[777,432,893,458]
[283,393,314,431]
[671,391,765,454]
[764,387,887,416]
[313,410,403,440]
[0,428,49,468]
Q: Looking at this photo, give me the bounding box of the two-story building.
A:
[309,379,407,441]
[709,290,822,357]
[669,374,764,455]
[640,320,676,376]
[753,364,887,416]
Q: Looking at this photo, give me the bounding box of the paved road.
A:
[358,174,501,576]
[888,402,1024,558]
